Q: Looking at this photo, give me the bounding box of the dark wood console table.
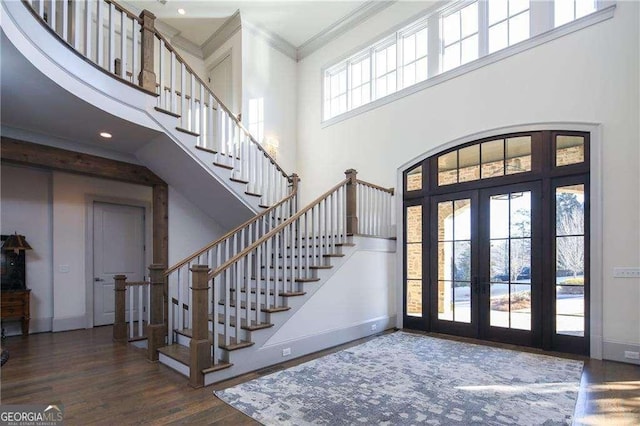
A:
[1,289,30,336]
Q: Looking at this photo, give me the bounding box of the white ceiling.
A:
[127,0,367,48]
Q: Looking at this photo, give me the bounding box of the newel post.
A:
[189,265,211,388]
[138,10,157,92]
[113,275,127,342]
[290,173,300,211]
[146,264,166,362]
[345,169,358,235]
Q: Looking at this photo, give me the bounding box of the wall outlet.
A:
[624,351,640,360]
[282,348,291,357]
[613,267,640,278]
[371,324,377,331]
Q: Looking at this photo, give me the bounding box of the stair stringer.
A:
[201,236,396,385]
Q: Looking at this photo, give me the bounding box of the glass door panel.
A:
[431,191,477,337]
[555,184,585,337]
[487,191,532,331]
[405,204,423,318]
[479,182,540,347]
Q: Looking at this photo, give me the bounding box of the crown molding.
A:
[242,20,298,61]
[202,10,242,59]
[172,35,204,59]
[297,1,396,61]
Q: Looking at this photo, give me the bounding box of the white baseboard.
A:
[1,317,52,336]
[52,315,86,332]
[204,315,396,386]
[602,340,640,365]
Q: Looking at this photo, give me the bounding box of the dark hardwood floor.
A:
[1,327,638,425]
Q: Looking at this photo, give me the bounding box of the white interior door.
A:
[93,202,145,326]
[209,54,233,110]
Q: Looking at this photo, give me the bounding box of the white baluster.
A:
[128,286,134,339]
[50,0,56,31]
[109,3,115,73]
[38,0,44,18]
[138,284,143,337]
[180,62,186,127]
[212,274,219,364]
[224,268,230,346]
[159,39,165,108]
[200,84,205,146]
[132,19,139,86]
[190,74,196,132]
[62,0,68,42]
[97,1,104,68]
[170,52,176,112]
[120,12,126,78]
[177,268,183,332]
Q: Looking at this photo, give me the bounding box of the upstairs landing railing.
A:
[23,0,290,206]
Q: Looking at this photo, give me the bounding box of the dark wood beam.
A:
[1,136,169,271]
[1,137,164,186]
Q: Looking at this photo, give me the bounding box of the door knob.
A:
[94,277,104,282]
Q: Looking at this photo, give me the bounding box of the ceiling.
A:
[127,0,368,48]
[0,31,162,156]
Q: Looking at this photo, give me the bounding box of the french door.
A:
[429,182,542,347]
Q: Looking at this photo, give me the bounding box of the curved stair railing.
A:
[22,0,291,207]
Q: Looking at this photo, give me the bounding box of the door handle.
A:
[94,277,105,282]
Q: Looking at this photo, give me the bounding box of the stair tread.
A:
[218,301,290,313]
[176,329,254,351]
[295,278,321,283]
[212,314,274,331]
[158,344,233,373]
[213,162,234,170]
[176,126,200,137]
[154,106,180,118]
[258,204,271,209]
[310,265,333,269]
[245,191,262,197]
[158,343,190,364]
[323,254,345,258]
[230,177,249,184]
[195,145,217,155]
[231,288,305,297]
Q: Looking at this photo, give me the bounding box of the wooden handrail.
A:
[164,179,298,276]
[152,30,290,181]
[105,0,142,23]
[356,179,395,195]
[209,178,349,280]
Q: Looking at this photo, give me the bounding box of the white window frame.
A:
[348,52,373,110]
[488,0,532,54]
[399,21,430,89]
[372,36,399,100]
[322,0,612,125]
[441,1,480,72]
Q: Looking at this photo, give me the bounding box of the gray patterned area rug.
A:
[214,332,583,425]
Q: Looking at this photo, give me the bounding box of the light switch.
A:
[59,264,70,273]
[613,267,640,278]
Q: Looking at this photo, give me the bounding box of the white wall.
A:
[168,186,226,265]
[241,24,298,175]
[51,172,153,331]
[265,247,396,346]
[1,164,53,335]
[296,2,640,350]
[1,165,229,334]
[204,31,243,115]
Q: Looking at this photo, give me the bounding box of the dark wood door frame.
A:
[1,137,168,266]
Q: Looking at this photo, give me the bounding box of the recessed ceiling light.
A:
[177,8,186,15]
[99,132,112,139]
